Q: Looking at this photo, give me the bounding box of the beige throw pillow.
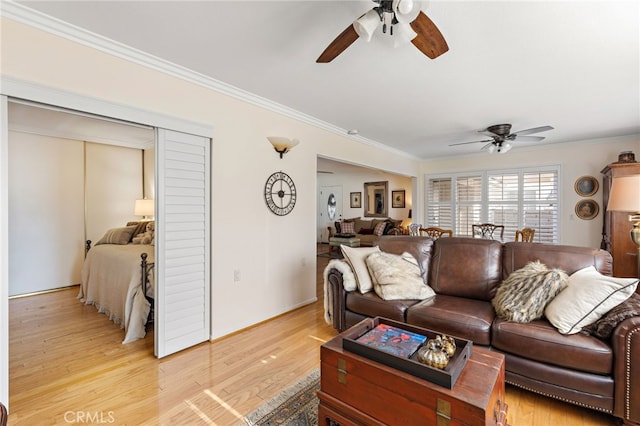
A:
[96,226,136,245]
[545,266,638,334]
[365,251,435,301]
[340,245,380,294]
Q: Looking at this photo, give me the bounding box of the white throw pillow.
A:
[545,266,639,334]
[340,245,381,294]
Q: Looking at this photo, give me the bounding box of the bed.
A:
[78,222,155,343]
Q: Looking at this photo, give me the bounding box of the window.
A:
[425,166,559,243]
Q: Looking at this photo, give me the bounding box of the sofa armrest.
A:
[612,315,640,425]
[327,268,350,332]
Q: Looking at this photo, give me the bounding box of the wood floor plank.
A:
[6,248,617,425]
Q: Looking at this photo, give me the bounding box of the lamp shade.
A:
[498,141,512,154]
[393,22,418,47]
[353,9,380,42]
[267,136,299,152]
[134,199,155,217]
[608,175,640,212]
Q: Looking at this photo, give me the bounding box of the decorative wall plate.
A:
[575,199,599,220]
[574,176,599,197]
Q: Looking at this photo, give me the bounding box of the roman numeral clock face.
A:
[264,171,297,216]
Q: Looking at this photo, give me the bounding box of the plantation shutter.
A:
[426,178,453,229]
[426,167,559,242]
[487,172,520,241]
[522,169,559,243]
[155,129,211,358]
[456,175,482,237]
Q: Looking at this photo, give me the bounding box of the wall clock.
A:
[264,171,297,216]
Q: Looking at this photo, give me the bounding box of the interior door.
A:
[318,185,343,242]
[155,129,211,358]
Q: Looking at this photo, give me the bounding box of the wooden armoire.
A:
[601,155,640,278]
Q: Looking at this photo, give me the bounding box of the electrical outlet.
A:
[233,269,241,282]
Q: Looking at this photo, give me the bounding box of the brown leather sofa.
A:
[325,236,640,426]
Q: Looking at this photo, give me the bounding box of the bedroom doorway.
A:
[1,84,213,407]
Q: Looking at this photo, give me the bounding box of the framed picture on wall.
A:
[350,192,361,208]
[575,199,599,220]
[392,190,405,208]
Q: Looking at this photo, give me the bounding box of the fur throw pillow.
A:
[581,292,640,339]
[365,251,435,301]
[492,261,568,323]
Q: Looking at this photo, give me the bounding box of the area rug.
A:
[238,369,320,426]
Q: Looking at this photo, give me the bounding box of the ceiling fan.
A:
[316,0,448,63]
[449,124,554,154]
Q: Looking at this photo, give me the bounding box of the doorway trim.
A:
[0,76,214,408]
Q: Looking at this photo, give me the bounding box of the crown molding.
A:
[1,1,419,161]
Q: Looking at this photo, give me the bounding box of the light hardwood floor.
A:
[7,246,616,425]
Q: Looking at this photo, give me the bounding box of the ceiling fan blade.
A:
[409,11,449,59]
[513,135,545,142]
[316,24,360,63]
[449,138,494,147]
[512,125,554,136]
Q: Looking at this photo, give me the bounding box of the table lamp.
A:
[134,198,155,220]
[607,175,640,277]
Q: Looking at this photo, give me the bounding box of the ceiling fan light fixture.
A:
[482,142,496,154]
[497,141,512,153]
[393,0,422,23]
[353,9,380,42]
[393,23,417,47]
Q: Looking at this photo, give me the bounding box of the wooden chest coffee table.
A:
[319,319,508,425]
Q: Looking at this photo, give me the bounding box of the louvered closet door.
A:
[155,129,211,358]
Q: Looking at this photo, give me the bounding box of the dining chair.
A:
[419,227,453,240]
[408,223,422,236]
[515,227,535,242]
[472,223,505,241]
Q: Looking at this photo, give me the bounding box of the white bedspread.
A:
[79,244,154,344]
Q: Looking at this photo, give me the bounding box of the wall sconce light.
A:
[607,174,640,277]
[267,137,299,159]
[134,198,155,219]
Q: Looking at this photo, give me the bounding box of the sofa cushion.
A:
[503,353,615,407]
[377,236,434,284]
[492,318,613,375]
[346,291,420,323]
[545,266,638,334]
[357,234,380,247]
[406,295,494,345]
[428,237,502,301]
[353,218,373,233]
[366,251,435,301]
[492,261,568,323]
[341,221,355,234]
[373,222,386,236]
[502,241,613,277]
[340,245,381,294]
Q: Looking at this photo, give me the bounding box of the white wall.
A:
[85,142,144,245]
[420,136,640,248]
[8,132,84,295]
[0,17,420,341]
[7,133,145,296]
